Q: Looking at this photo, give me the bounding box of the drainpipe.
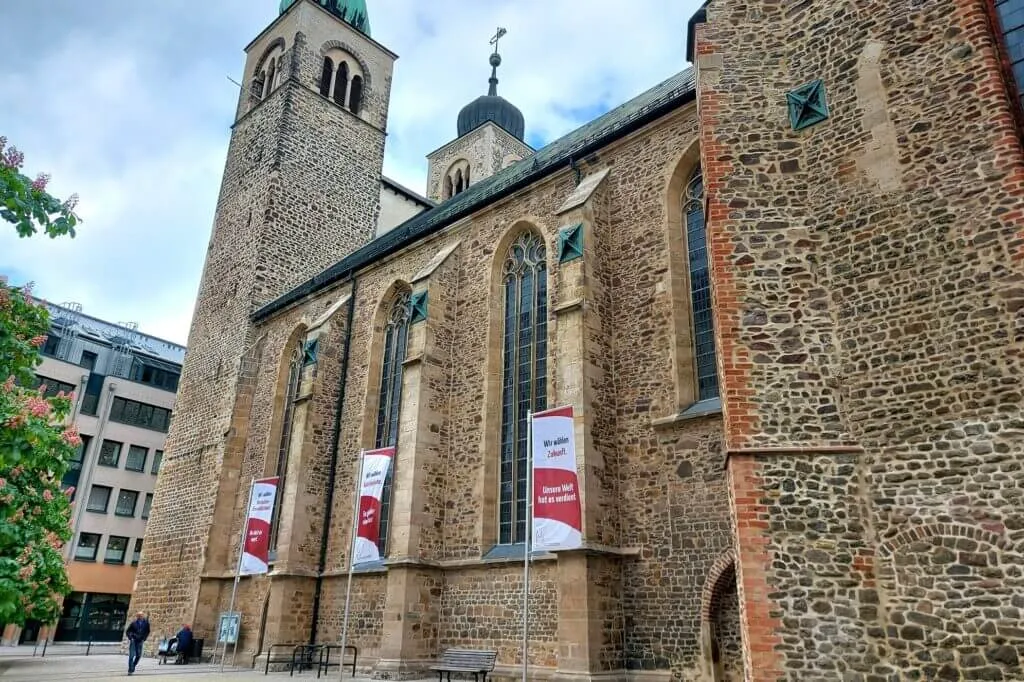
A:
[309,276,358,645]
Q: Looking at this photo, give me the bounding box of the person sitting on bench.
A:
[174,624,193,664]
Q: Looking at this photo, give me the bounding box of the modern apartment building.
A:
[0,302,184,645]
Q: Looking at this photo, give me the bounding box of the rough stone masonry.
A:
[131,0,1024,680]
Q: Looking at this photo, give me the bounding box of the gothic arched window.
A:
[374,290,411,556]
[270,345,302,551]
[684,166,719,402]
[498,232,548,545]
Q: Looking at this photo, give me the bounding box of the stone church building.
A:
[132,0,1024,679]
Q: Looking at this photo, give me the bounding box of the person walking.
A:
[124,611,151,675]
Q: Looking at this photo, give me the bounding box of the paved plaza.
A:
[0,649,370,682]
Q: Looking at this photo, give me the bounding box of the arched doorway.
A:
[702,558,744,681]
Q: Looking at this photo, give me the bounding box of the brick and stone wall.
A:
[136,70,741,679]
[697,0,1024,679]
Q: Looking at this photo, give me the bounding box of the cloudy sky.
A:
[0,0,702,346]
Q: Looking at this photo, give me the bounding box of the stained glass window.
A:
[685,167,719,402]
[374,291,411,556]
[995,0,1024,111]
[498,233,548,545]
[269,346,302,552]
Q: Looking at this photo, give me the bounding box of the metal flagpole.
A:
[338,451,366,680]
[522,411,534,682]
[220,479,254,671]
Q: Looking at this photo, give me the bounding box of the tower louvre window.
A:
[334,61,349,106]
[349,75,364,114]
[319,57,334,97]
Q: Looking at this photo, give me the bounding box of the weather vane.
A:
[490,27,507,54]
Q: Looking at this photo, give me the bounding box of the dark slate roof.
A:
[254,67,697,322]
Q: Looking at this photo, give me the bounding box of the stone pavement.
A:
[0,651,364,682]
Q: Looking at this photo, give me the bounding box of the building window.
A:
[86,485,112,513]
[498,232,548,545]
[995,0,1024,111]
[108,397,171,433]
[125,445,148,472]
[115,490,139,517]
[62,435,90,499]
[151,450,163,475]
[97,440,122,468]
[79,350,98,371]
[30,376,76,398]
[142,493,153,520]
[75,533,101,561]
[42,334,61,357]
[129,360,180,392]
[132,539,143,566]
[684,167,719,402]
[270,346,303,551]
[374,291,411,557]
[104,536,128,565]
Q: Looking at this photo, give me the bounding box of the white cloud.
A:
[0,0,703,346]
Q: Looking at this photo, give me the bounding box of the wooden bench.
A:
[429,648,498,682]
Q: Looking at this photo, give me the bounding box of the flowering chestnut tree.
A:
[0,137,80,627]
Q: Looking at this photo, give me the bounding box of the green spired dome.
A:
[279,0,371,36]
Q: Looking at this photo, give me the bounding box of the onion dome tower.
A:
[456,36,526,140]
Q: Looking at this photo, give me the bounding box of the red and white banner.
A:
[531,406,582,551]
[239,477,279,576]
[352,447,395,565]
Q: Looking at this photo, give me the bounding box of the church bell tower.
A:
[130,0,396,639]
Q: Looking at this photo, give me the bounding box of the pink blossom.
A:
[0,478,6,489]
[18,565,32,580]
[11,509,24,522]
[11,466,24,477]
[22,283,34,306]
[25,396,51,418]
[62,426,82,447]
[62,194,79,213]
[4,414,26,429]
[0,494,13,505]
[30,335,47,347]
[42,489,53,502]
[36,384,47,396]
[1,145,24,169]
[30,173,49,192]
[64,486,75,498]
[2,376,15,393]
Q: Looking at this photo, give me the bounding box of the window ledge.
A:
[652,398,722,429]
[86,508,109,515]
[74,557,97,563]
[114,512,135,518]
[553,298,584,315]
[125,468,145,474]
